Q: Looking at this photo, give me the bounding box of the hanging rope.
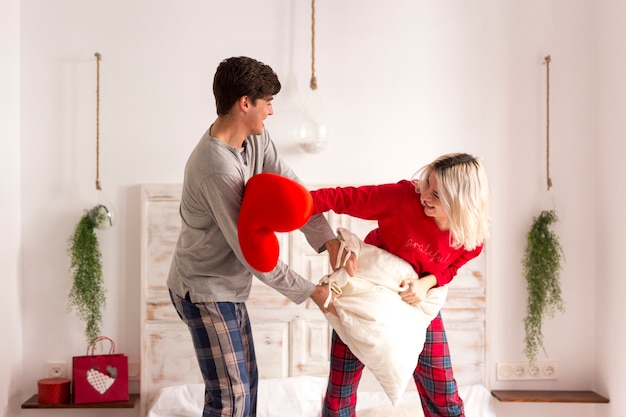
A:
[544,55,552,191]
[309,0,318,90]
[95,52,102,191]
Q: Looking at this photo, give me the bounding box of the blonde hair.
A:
[414,153,491,250]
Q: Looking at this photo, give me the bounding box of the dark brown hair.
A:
[213,56,282,116]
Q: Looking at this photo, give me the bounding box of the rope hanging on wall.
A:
[309,0,318,90]
[544,55,553,191]
[95,52,103,191]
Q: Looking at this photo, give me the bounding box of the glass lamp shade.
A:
[295,88,330,154]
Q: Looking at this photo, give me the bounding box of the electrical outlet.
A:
[496,361,559,380]
[46,361,67,378]
[128,362,140,380]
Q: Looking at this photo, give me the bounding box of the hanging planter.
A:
[521,56,565,364]
[67,52,114,345]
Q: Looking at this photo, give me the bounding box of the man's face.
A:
[246,96,274,136]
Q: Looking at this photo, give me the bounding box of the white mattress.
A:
[147,375,498,417]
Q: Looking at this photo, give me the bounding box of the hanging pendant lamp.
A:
[295,0,330,154]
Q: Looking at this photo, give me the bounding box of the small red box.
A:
[37,378,71,404]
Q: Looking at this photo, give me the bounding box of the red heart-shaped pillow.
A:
[238,173,313,272]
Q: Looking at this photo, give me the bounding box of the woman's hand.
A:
[399,275,437,306]
[324,238,358,276]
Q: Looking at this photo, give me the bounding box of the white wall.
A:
[488,2,597,416]
[6,0,624,416]
[1,0,23,416]
[595,1,626,417]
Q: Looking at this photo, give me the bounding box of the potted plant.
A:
[521,209,565,364]
[67,204,113,344]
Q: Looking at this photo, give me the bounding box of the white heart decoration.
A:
[87,368,115,394]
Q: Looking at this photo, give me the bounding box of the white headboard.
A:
[139,184,487,416]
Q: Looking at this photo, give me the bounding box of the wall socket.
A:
[496,361,558,380]
[46,361,68,378]
[128,361,140,380]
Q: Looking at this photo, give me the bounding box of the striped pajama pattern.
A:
[322,313,464,417]
[170,290,258,417]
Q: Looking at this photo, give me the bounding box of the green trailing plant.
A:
[67,204,112,344]
[522,209,565,364]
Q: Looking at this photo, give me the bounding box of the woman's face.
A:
[420,172,449,230]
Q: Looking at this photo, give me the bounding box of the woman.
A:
[311,152,491,417]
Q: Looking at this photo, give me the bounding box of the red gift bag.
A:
[72,336,129,404]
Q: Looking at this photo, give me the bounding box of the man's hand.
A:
[399,275,437,306]
[310,284,339,316]
[324,238,357,276]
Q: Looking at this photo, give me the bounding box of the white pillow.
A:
[324,228,448,405]
[356,384,498,417]
[147,383,204,417]
[357,403,425,417]
[147,376,327,417]
[256,375,326,417]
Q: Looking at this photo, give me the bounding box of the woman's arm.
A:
[311,183,404,220]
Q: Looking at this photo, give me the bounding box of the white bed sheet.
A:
[147,376,498,417]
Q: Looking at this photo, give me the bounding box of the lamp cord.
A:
[309,0,317,90]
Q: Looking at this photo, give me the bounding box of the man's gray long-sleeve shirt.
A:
[167,127,335,305]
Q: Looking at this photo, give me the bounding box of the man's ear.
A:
[240,96,249,110]
[238,173,313,272]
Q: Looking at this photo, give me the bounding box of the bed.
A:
[139,184,497,417]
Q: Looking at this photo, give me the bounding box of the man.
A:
[167,56,342,417]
